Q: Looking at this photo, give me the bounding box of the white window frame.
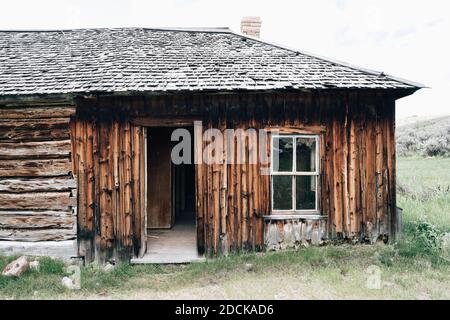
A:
[270,134,320,215]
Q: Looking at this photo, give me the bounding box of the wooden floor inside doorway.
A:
[131,221,204,264]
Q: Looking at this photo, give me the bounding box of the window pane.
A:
[273,176,292,210]
[296,176,316,210]
[273,137,293,172]
[296,137,316,172]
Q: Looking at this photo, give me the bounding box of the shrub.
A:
[396,116,450,157]
[410,220,443,255]
[421,138,450,157]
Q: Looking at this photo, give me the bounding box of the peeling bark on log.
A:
[0,228,76,241]
[0,177,76,193]
[0,140,71,159]
[0,128,69,142]
[0,159,72,177]
[0,213,75,229]
[0,106,75,119]
[0,192,75,211]
[0,103,77,252]
[0,240,77,260]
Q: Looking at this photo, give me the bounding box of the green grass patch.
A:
[396,156,450,264]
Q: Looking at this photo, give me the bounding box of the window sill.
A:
[263,214,327,221]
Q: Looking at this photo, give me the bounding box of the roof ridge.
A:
[230,30,427,89]
[0,26,233,33]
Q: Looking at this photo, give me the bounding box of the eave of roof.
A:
[232,31,427,90]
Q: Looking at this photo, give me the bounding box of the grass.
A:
[397,156,450,231]
[1,156,449,299]
[1,244,449,299]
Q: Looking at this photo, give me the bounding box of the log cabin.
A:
[0,21,423,263]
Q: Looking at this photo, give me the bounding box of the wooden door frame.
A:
[142,122,200,255]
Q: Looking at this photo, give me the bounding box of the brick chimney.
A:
[240,16,262,38]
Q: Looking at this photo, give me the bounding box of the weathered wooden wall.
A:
[0,101,77,258]
[71,100,146,263]
[71,91,398,260]
[188,91,396,254]
[0,90,397,261]
[264,218,327,250]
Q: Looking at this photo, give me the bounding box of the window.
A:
[271,135,319,214]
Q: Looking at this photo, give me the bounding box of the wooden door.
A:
[147,127,173,229]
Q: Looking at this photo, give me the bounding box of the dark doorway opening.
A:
[172,131,196,227]
[139,126,201,263]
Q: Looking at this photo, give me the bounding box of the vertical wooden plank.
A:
[130,124,141,257]
[206,127,214,255]
[357,101,367,239]
[375,104,384,238]
[219,124,228,255]
[235,133,242,250]
[98,115,113,261]
[254,130,262,249]
[228,130,237,252]
[117,121,125,257]
[123,121,133,256]
[332,118,343,236]
[249,131,259,250]
[342,102,350,237]
[69,119,78,174]
[212,158,220,254]
[85,120,95,260]
[75,120,87,259]
[348,109,358,236]
[324,98,335,238]
[110,120,120,257]
[386,98,397,240]
[240,133,248,250]
[195,122,205,254]
[365,103,377,242]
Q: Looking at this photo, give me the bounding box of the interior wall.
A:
[146,127,173,229]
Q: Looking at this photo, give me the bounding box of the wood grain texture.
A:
[0,140,71,159]
[0,228,76,241]
[71,102,146,262]
[0,213,75,229]
[146,127,172,229]
[0,104,77,246]
[0,192,75,211]
[0,106,75,119]
[0,177,76,192]
[0,240,77,259]
[0,159,72,177]
[70,91,398,261]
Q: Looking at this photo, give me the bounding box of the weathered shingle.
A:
[0,27,423,96]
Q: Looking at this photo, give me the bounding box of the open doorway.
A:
[141,126,201,263]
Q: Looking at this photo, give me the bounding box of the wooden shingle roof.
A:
[0,27,424,96]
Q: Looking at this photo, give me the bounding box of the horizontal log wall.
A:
[0,240,77,260]
[0,102,77,249]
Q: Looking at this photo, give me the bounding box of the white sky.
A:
[1,0,449,119]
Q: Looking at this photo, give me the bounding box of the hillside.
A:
[397,115,450,157]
